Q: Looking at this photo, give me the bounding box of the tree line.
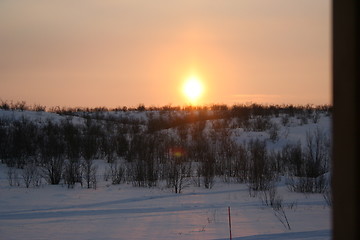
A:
[0,103,331,194]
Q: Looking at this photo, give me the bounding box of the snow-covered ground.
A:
[0,166,331,240]
[0,109,332,239]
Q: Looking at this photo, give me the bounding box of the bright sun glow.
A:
[183,76,203,104]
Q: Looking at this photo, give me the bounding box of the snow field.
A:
[0,163,331,240]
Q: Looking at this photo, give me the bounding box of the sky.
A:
[0,0,331,108]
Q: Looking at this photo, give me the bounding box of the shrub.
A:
[63,159,82,188]
[248,139,273,191]
[22,163,40,188]
[109,161,126,185]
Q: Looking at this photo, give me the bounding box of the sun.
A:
[183,76,203,104]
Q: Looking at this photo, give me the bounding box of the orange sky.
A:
[0,0,331,108]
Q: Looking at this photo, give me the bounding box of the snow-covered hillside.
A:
[0,106,332,239]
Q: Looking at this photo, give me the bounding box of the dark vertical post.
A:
[333,0,360,239]
[228,206,232,240]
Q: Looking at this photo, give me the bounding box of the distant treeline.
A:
[0,99,332,114]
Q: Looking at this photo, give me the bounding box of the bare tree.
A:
[22,163,40,188]
[42,157,64,185]
[248,139,273,192]
[233,144,248,183]
[200,152,216,189]
[7,167,20,187]
[108,160,126,184]
[286,128,330,193]
[63,159,82,188]
[82,159,97,189]
[166,154,191,193]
